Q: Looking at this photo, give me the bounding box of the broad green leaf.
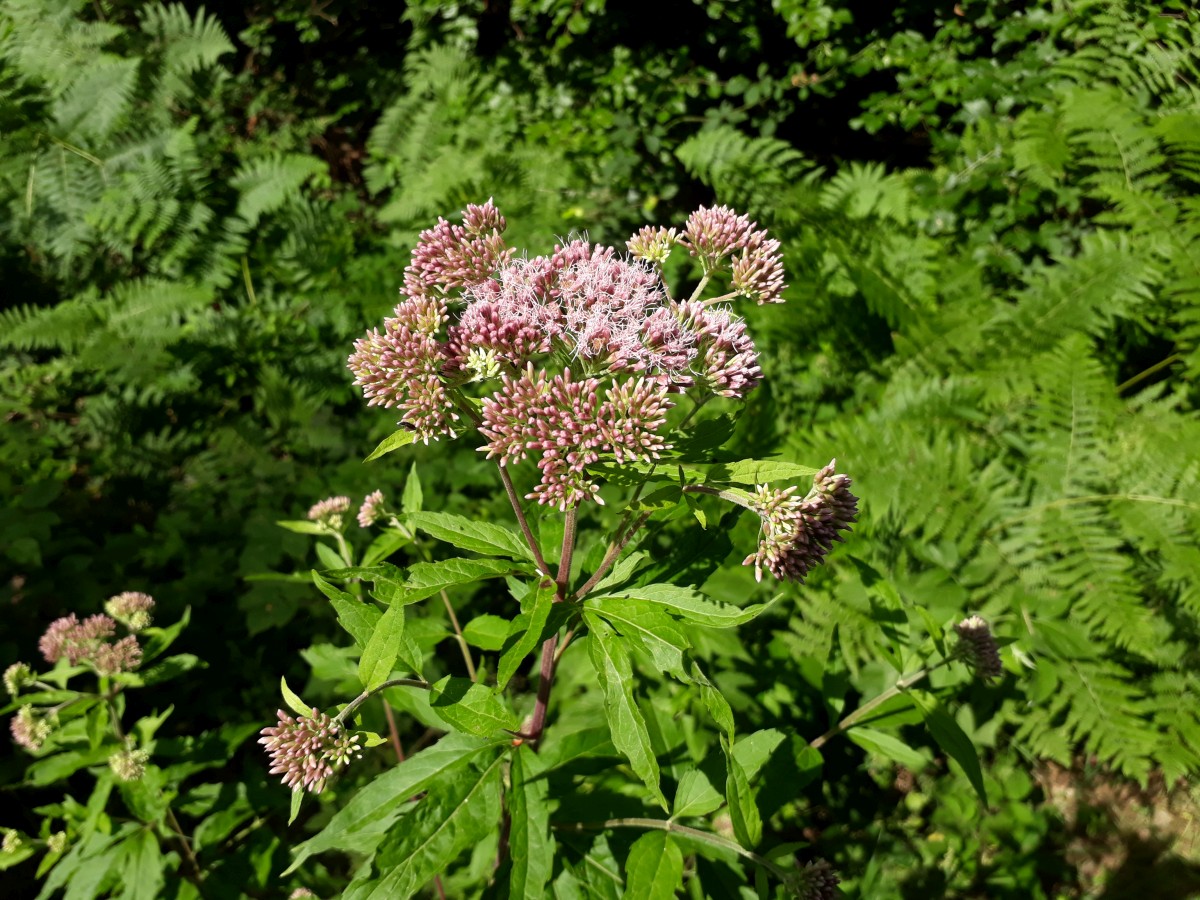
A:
[587,619,667,810]
[592,550,648,593]
[498,579,557,689]
[116,828,164,900]
[401,461,423,513]
[538,725,616,772]
[315,571,381,648]
[407,510,534,561]
[914,697,988,806]
[362,529,411,567]
[462,614,510,651]
[315,540,345,571]
[509,745,553,899]
[724,745,762,849]
[139,607,190,663]
[732,729,786,781]
[848,727,928,770]
[397,557,519,604]
[320,563,407,599]
[26,745,114,787]
[280,676,312,717]
[351,753,506,900]
[286,733,506,873]
[672,768,723,819]
[593,583,765,628]
[359,601,409,690]
[623,831,682,900]
[365,428,418,462]
[584,597,690,681]
[429,676,519,736]
[702,458,819,485]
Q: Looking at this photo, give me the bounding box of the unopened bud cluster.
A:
[954,616,1003,680]
[745,462,860,583]
[105,592,155,632]
[308,495,351,530]
[259,709,362,794]
[349,201,785,510]
[38,611,144,675]
[787,859,840,900]
[108,748,151,782]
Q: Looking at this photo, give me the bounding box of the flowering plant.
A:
[254,202,1002,898]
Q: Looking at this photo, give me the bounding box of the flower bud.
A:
[10,705,52,752]
[307,496,351,531]
[108,748,150,782]
[46,832,68,855]
[953,616,1003,680]
[787,859,840,900]
[2,830,24,854]
[105,592,155,632]
[259,709,362,794]
[3,662,31,697]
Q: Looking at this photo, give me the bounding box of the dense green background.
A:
[3,0,1200,897]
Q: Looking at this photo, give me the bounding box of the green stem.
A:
[809,660,951,750]
[334,678,431,727]
[687,275,712,304]
[553,818,792,882]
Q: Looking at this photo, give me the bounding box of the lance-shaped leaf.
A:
[587,618,667,810]
[365,428,419,462]
[429,676,519,736]
[624,831,683,900]
[401,461,423,513]
[346,752,506,900]
[672,768,724,819]
[584,597,691,681]
[285,733,506,873]
[358,601,423,689]
[509,745,553,899]
[592,582,765,628]
[912,694,988,806]
[724,740,762,849]
[497,579,557,689]
[407,510,535,561]
[399,557,519,604]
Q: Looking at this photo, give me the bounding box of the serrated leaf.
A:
[702,458,819,485]
[624,831,682,900]
[584,597,691,681]
[401,461,423,514]
[429,676,519,736]
[724,746,762,849]
[509,745,553,899]
[365,429,419,462]
[398,557,518,604]
[115,828,164,900]
[407,511,534,561]
[314,571,382,648]
[352,753,506,900]
[280,676,312,717]
[672,769,723,818]
[592,550,648,593]
[359,602,409,690]
[587,619,667,810]
[286,733,506,873]
[498,579,557,689]
[462,614,510,651]
[593,583,765,628]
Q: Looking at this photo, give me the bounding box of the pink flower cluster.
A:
[348,200,784,507]
[259,709,361,793]
[745,462,859,583]
[39,614,141,675]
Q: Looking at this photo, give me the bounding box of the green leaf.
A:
[587,619,667,810]
[914,698,988,806]
[407,511,535,561]
[593,583,765,628]
[25,745,114,787]
[429,676,519,736]
[462,614,510,651]
[359,602,410,690]
[498,579,557,689]
[401,461,423,514]
[139,607,190,663]
[623,831,683,900]
[702,458,819,485]
[280,676,312,717]
[286,733,507,873]
[314,571,381,648]
[362,530,411,567]
[351,753,506,900]
[289,789,303,825]
[509,745,554,899]
[116,828,164,900]
[848,727,928,770]
[365,429,418,462]
[398,557,519,604]
[584,597,690,681]
[672,769,723,819]
[276,520,329,535]
[724,746,762,849]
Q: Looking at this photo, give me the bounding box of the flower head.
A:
[787,859,840,900]
[307,496,351,530]
[626,226,680,265]
[39,614,117,665]
[403,199,510,297]
[744,462,859,582]
[357,490,386,528]
[92,636,142,675]
[954,616,1003,680]
[3,662,31,697]
[259,709,362,794]
[10,706,51,752]
[108,748,150,782]
[685,205,755,272]
[2,830,23,855]
[46,832,67,855]
[105,592,155,632]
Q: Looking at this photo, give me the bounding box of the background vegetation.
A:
[2,0,1199,897]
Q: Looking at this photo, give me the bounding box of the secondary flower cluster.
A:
[259,709,362,794]
[348,201,784,510]
[38,611,143,675]
[954,616,1003,680]
[745,462,860,583]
